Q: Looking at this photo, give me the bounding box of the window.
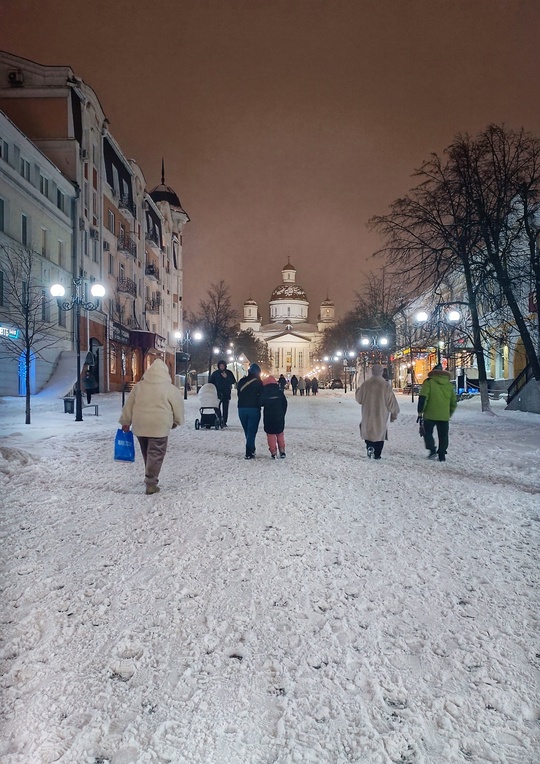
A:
[83,229,88,257]
[57,189,65,213]
[92,238,98,263]
[21,214,28,246]
[119,223,125,239]
[119,262,125,280]
[58,304,66,327]
[41,290,50,321]
[110,345,117,374]
[0,197,4,232]
[41,228,48,258]
[0,271,3,306]
[58,240,64,269]
[108,252,114,274]
[40,174,49,198]
[0,139,8,162]
[19,157,31,180]
[83,180,89,218]
[108,210,115,233]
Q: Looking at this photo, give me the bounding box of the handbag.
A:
[114,428,135,462]
[418,419,425,437]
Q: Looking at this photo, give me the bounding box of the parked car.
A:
[330,379,344,389]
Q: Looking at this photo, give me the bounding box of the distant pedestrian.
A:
[261,375,288,459]
[298,376,306,396]
[119,358,184,494]
[311,377,319,395]
[305,377,312,395]
[278,374,287,392]
[209,359,236,426]
[355,364,400,460]
[82,369,96,404]
[237,363,263,459]
[290,374,299,395]
[417,364,457,462]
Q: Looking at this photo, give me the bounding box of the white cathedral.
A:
[239,260,336,378]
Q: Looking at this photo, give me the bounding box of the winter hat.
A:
[263,375,277,386]
[248,363,261,376]
[433,363,443,370]
[217,359,227,369]
[371,364,385,376]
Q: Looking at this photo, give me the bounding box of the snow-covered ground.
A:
[0,388,539,764]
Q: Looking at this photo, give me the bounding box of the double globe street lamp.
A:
[174,329,203,399]
[415,306,461,365]
[50,277,105,422]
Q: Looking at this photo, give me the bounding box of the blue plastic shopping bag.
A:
[114,428,135,462]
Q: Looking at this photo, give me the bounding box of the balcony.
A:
[145,263,160,282]
[117,233,137,258]
[117,277,137,297]
[145,229,161,247]
[145,297,161,314]
[119,195,136,217]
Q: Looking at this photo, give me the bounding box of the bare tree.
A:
[0,244,64,424]
[235,328,270,371]
[187,280,239,374]
[369,126,540,410]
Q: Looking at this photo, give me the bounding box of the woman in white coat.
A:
[355,364,400,459]
[119,358,184,494]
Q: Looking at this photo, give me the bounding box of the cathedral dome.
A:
[243,298,258,306]
[321,297,334,306]
[282,260,296,271]
[270,284,308,301]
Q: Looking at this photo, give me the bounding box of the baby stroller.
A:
[195,383,223,430]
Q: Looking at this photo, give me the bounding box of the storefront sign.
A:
[0,324,20,340]
[110,321,130,345]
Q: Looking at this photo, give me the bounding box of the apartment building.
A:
[0,51,189,394]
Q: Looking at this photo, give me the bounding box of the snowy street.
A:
[0,389,539,764]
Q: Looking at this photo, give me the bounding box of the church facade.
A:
[239,260,336,378]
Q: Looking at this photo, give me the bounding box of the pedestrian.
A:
[290,374,298,395]
[417,364,457,462]
[278,374,287,392]
[237,363,263,459]
[261,375,288,459]
[305,377,312,395]
[311,377,319,395]
[119,358,184,494]
[82,369,96,404]
[298,376,306,396]
[209,359,236,426]
[355,363,400,460]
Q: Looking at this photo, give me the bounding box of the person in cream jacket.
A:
[119,358,184,494]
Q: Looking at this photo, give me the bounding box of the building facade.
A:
[0,110,76,395]
[0,51,188,395]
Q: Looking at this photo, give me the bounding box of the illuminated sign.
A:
[0,325,19,340]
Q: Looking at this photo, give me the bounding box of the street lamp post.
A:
[359,332,391,381]
[51,277,105,422]
[416,306,461,366]
[174,329,203,399]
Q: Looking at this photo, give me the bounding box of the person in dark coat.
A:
[209,359,236,426]
[82,369,96,404]
[311,377,319,395]
[237,363,263,459]
[278,374,287,392]
[305,377,312,395]
[261,375,287,458]
[290,374,299,395]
